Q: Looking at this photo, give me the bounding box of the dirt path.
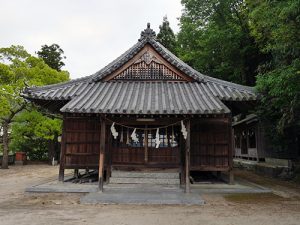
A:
[0,165,300,225]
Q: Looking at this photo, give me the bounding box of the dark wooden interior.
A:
[59,115,233,186]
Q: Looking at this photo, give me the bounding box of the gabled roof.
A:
[23,23,256,115]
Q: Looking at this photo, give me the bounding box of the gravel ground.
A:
[0,164,300,225]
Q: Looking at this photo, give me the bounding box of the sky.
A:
[0,0,183,79]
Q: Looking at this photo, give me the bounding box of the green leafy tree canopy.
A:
[156,16,177,54]
[37,44,66,71]
[0,45,69,168]
[177,0,264,85]
[250,0,300,143]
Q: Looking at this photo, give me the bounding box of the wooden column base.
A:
[98,177,104,191]
[58,166,64,182]
[98,152,105,192]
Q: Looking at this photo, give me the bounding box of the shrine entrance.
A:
[111,125,181,168]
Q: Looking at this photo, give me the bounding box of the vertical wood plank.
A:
[59,115,66,182]
[185,119,191,193]
[98,118,106,191]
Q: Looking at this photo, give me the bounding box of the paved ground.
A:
[1,164,300,225]
[26,172,270,205]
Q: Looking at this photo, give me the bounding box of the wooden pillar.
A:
[144,129,148,163]
[98,117,106,191]
[58,117,66,182]
[180,134,185,185]
[228,115,235,185]
[185,119,191,193]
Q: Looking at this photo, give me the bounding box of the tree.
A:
[37,44,66,71]
[177,0,265,85]
[10,109,62,161]
[249,0,300,147]
[0,45,69,168]
[156,16,177,54]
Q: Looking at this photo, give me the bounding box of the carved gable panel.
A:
[106,46,191,81]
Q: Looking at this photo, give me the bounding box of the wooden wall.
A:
[60,115,232,172]
[233,121,261,160]
[190,117,232,171]
[62,116,103,169]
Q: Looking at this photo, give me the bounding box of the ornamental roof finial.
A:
[139,22,156,41]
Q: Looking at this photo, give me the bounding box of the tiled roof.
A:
[23,24,257,115]
[60,81,231,114]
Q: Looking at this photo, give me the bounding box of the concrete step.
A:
[109,177,180,185]
[111,171,180,179]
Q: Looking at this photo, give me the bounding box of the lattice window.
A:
[112,51,185,81]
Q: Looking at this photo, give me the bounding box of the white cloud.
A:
[0,0,182,79]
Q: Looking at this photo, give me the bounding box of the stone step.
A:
[109,177,180,185]
[111,171,180,179]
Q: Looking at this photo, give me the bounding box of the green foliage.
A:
[249,0,300,145]
[177,0,264,85]
[0,45,69,161]
[256,60,300,136]
[37,44,66,71]
[0,45,69,123]
[9,110,62,160]
[0,45,30,62]
[248,0,300,65]
[156,16,178,54]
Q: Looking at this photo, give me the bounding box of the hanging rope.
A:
[102,116,187,131]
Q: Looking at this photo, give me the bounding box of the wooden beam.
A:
[98,118,106,191]
[58,116,66,182]
[185,119,191,193]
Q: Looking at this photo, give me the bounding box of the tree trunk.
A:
[1,121,9,169]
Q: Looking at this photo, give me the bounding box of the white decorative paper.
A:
[131,128,139,143]
[181,120,188,140]
[155,128,161,148]
[110,122,119,139]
